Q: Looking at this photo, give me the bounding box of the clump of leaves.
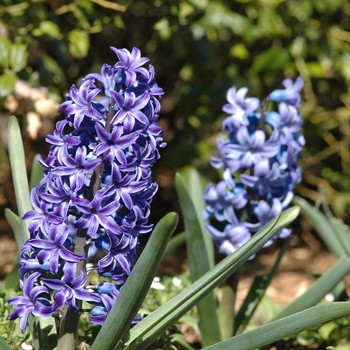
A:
[296,316,350,349]
[0,284,30,348]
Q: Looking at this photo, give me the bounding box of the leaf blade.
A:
[7,116,31,241]
[90,212,178,350]
[293,196,347,257]
[202,302,350,350]
[175,172,220,346]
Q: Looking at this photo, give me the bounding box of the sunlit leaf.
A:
[10,43,28,72]
[34,21,62,39]
[68,29,90,58]
[0,74,17,98]
[0,36,11,68]
[252,48,291,72]
[176,172,220,346]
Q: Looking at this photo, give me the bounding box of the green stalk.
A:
[175,172,221,346]
[58,109,114,349]
[218,269,241,339]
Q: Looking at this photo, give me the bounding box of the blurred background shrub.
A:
[0,0,350,226]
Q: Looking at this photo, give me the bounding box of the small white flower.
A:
[151,277,165,290]
[21,342,33,350]
[325,293,335,302]
[172,276,182,287]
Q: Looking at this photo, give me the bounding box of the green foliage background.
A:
[1,0,350,219]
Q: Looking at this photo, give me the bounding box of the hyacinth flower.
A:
[7,46,165,333]
[204,77,304,255]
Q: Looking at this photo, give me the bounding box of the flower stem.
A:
[218,269,241,339]
[57,230,88,349]
[58,107,115,349]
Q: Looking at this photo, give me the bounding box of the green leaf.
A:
[269,255,350,322]
[218,271,240,340]
[234,235,293,335]
[187,168,214,268]
[4,208,21,291]
[7,116,31,241]
[28,315,57,350]
[32,21,62,39]
[0,36,11,68]
[6,117,57,348]
[202,302,350,350]
[161,231,185,261]
[252,47,291,72]
[293,196,348,257]
[0,74,17,98]
[1,2,29,17]
[328,217,350,257]
[68,29,90,59]
[332,280,349,301]
[0,335,12,350]
[318,321,338,340]
[9,43,27,72]
[118,206,300,350]
[29,155,43,190]
[175,172,220,346]
[4,257,20,291]
[5,208,24,250]
[90,212,178,350]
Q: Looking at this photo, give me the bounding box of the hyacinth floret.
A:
[204,77,304,255]
[8,46,165,330]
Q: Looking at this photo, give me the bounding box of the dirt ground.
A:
[237,230,340,309]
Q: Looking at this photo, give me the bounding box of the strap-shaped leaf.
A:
[28,315,58,350]
[117,206,300,350]
[0,336,12,350]
[234,235,292,335]
[90,212,178,350]
[161,231,185,261]
[29,155,43,190]
[202,302,350,350]
[7,116,57,350]
[175,172,221,346]
[293,196,348,257]
[186,168,215,268]
[7,116,31,241]
[4,209,21,291]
